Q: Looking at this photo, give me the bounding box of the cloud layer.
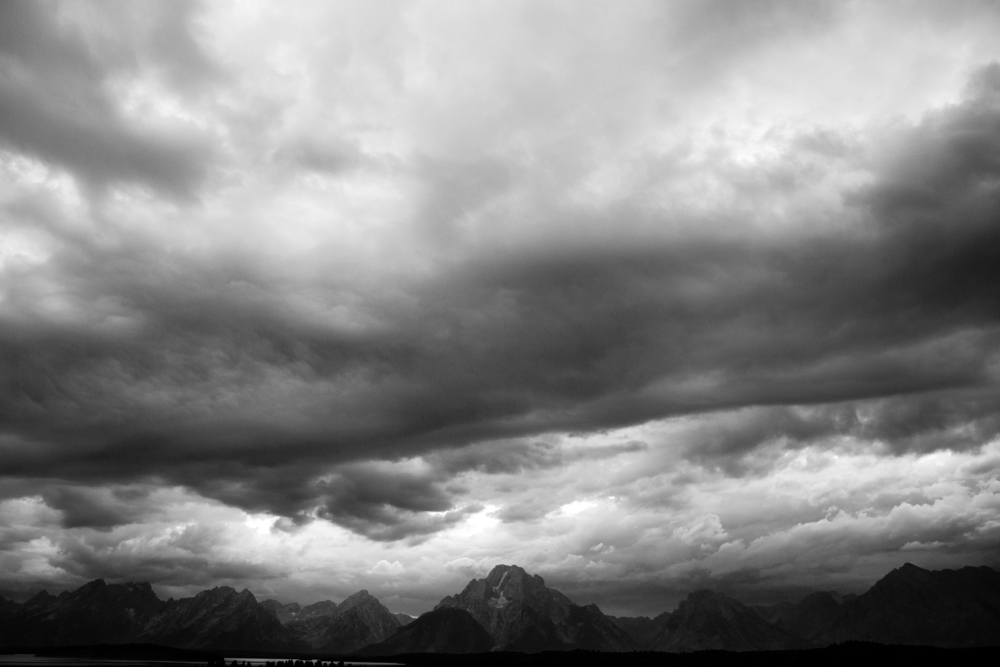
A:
[1,0,999,613]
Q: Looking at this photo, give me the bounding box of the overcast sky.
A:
[1,0,1000,617]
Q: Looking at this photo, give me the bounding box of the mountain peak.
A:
[198,586,238,599]
[485,564,537,584]
[314,590,400,653]
[655,588,798,651]
[339,590,375,611]
[347,589,371,598]
[672,589,748,623]
[871,563,935,593]
[895,562,928,576]
[435,563,635,652]
[822,563,1000,647]
[358,607,494,655]
[123,582,153,591]
[24,590,55,609]
[480,563,550,608]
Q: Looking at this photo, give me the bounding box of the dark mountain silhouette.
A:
[761,591,843,642]
[314,590,401,653]
[435,564,636,652]
[650,590,801,651]
[262,599,338,624]
[608,612,670,649]
[278,590,400,651]
[749,600,793,625]
[137,586,299,651]
[0,596,21,616]
[358,607,493,655]
[22,590,64,611]
[265,598,343,648]
[821,563,1000,647]
[282,614,332,648]
[0,580,165,647]
[0,578,403,653]
[301,599,339,619]
[260,599,301,623]
[4,564,999,654]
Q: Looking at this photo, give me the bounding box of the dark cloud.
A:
[430,438,647,476]
[1,1,1000,544]
[308,463,482,542]
[680,386,1000,476]
[0,1,213,197]
[39,486,151,530]
[47,531,284,592]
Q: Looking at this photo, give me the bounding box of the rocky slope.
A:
[759,591,844,642]
[138,586,299,651]
[359,607,493,655]
[260,599,301,624]
[279,590,400,652]
[821,563,1000,647]
[314,590,401,653]
[262,599,339,624]
[4,563,998,653]
[435,564,636,652]
[0,579,166,647]
[0,578,403,653]
[650,590,801,652]
[608,612,670,648]
[22,590,65,611]
[0,596,22,616]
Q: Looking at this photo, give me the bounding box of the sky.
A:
[1,0,999,618]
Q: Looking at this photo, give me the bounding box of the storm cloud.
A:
[1,0,999,612]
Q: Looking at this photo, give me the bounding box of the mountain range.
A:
[1,563,997,653]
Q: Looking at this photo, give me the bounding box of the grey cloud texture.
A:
[0,1,214,196]
[3,54,1000,534]
[1,0,999,606]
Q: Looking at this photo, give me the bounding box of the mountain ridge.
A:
[2,562,997,652]
[435,564,637,652]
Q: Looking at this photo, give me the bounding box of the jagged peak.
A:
[484,563,545,587]
[261,598,299,610]
[487,563,524,577]
[897,562,927,573]
[24,590,55,606]
[879,562,931,585]
[301,599,335,611]
[122,581,153,590]
[339,589,378,610]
